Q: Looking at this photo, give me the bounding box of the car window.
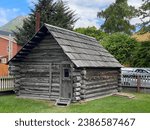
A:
[143,70,148,73]
[135,69,141,73]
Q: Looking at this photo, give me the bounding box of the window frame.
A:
[62,67,70,80]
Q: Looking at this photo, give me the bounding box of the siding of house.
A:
[0,36,21,76]
[0,37,20,57]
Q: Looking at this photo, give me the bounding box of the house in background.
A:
[9,24,122,105]
[0,30,21,76]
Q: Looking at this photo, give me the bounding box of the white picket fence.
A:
[121,73,150,88]
[0,76,14,91]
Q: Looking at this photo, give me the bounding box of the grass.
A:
[0,93,150,113]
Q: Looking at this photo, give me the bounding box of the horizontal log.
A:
[15,84,20,88]
[21,69,49,73]
[85,79,118,86]
[81,70,86,75]
[74,92,80,96]
[9,71,20,75]
[21,77,49,83]
[74,87,81,92]
[72,72,81,76]
[86,82,118,90]
[20,90,49,95]
[81,85,86,89]
[85,86,117,95]
[51,83,60,87]
[80,90,86,94]
[50,92,59,97]
[15,79,21,84]
[31,49,63,53]
[14,75,21,78]
[21,64,49,69]
[73,83,81,88]
[9,67,20,71]
[22,73,50,77]
[20,94,50,100]
[41,39,56,43]
[75,97,81,101]
[81,89,118,99]
[28,52,66,57]
[36,45,61,50]
[51,88,59,92]
[20,82,49,86]
[73,76,81,82]
[21,86,49,91]
[52,78,60,83]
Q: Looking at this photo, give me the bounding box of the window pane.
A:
[64,69,69,77]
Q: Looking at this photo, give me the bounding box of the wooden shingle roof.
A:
[45,24,122,68]
[9,23,122,68]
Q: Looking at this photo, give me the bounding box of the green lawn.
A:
[0,93,150,113]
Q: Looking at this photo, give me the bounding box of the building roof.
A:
[9,23,122,68]
[0,30,14,36]
[0,35,16,43]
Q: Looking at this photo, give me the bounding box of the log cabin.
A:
[8,24,122,105]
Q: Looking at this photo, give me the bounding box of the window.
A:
[64,68,69,78]
[1,58,7,63]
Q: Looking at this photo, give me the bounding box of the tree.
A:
[130,41,150,67]
[101,33,139,66]
[75,26,107,41]
[14,0,78,46]
[138,0,150,33]
[97,0,137,34]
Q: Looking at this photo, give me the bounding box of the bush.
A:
[101,33,139,66]
[130,41,150,67]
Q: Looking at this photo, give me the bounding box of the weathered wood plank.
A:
[81,89,118,99]
[84,86,117,95]
[85,79,118,86]
[20,82,49,86]
[86,82,118,90]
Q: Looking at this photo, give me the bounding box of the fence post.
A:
[137,75,141,93]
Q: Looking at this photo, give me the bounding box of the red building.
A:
[0,33,21,76]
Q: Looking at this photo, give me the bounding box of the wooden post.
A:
[137,75,141,92]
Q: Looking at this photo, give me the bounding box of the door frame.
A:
[59,63,73,99]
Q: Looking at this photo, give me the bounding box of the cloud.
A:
[64,0,116,28]
[128,0,143,9]
[63,0,143,28]
[130,15,150,25]
[0,8,20,26]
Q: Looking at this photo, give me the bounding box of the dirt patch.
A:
[114,92,135,99]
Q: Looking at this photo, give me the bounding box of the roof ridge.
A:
[44,23,96,40]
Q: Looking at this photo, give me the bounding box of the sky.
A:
[0,0,145,29]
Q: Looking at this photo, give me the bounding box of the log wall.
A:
[81,68,120,100]
[9,34,71,100]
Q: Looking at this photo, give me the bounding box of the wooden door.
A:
[60,64,72,98]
